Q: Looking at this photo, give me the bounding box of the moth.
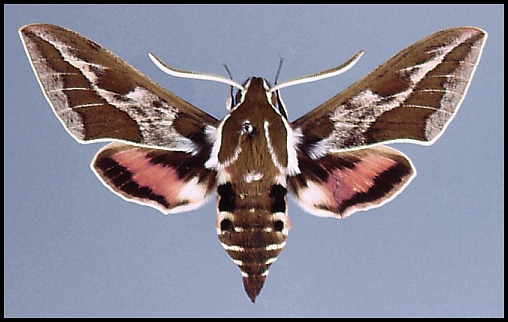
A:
[19,24,486,302]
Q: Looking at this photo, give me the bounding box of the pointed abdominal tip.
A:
[242,274,267,303]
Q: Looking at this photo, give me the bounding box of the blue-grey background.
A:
[4,5,503,317]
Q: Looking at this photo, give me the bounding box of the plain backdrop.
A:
[4,4,504,317]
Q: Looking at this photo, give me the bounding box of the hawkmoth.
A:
[19,24,486,302]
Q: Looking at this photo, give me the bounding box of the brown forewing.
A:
[19,24,218,148]
[292,27,486,150]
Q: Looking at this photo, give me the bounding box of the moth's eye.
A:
[241,121,256,137]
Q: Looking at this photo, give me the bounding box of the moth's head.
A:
[228,77,287,119]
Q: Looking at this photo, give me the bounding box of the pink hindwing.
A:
[93,142,216,214]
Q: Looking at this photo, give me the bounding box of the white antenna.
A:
[269,50,364,92]
[149,53,245,90]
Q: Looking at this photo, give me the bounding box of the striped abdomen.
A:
[216,181,289,302]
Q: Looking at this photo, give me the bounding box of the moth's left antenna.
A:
[149,53,245,90]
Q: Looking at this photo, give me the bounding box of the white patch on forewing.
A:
[103,86,197,153]
[44,32,106,86]
[349,88,385,107]
[323,88,407,152]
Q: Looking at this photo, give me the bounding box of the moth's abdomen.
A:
[217,208,287,302]
[216,182,289,302]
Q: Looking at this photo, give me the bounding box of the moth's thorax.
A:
[206,77,300,177]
